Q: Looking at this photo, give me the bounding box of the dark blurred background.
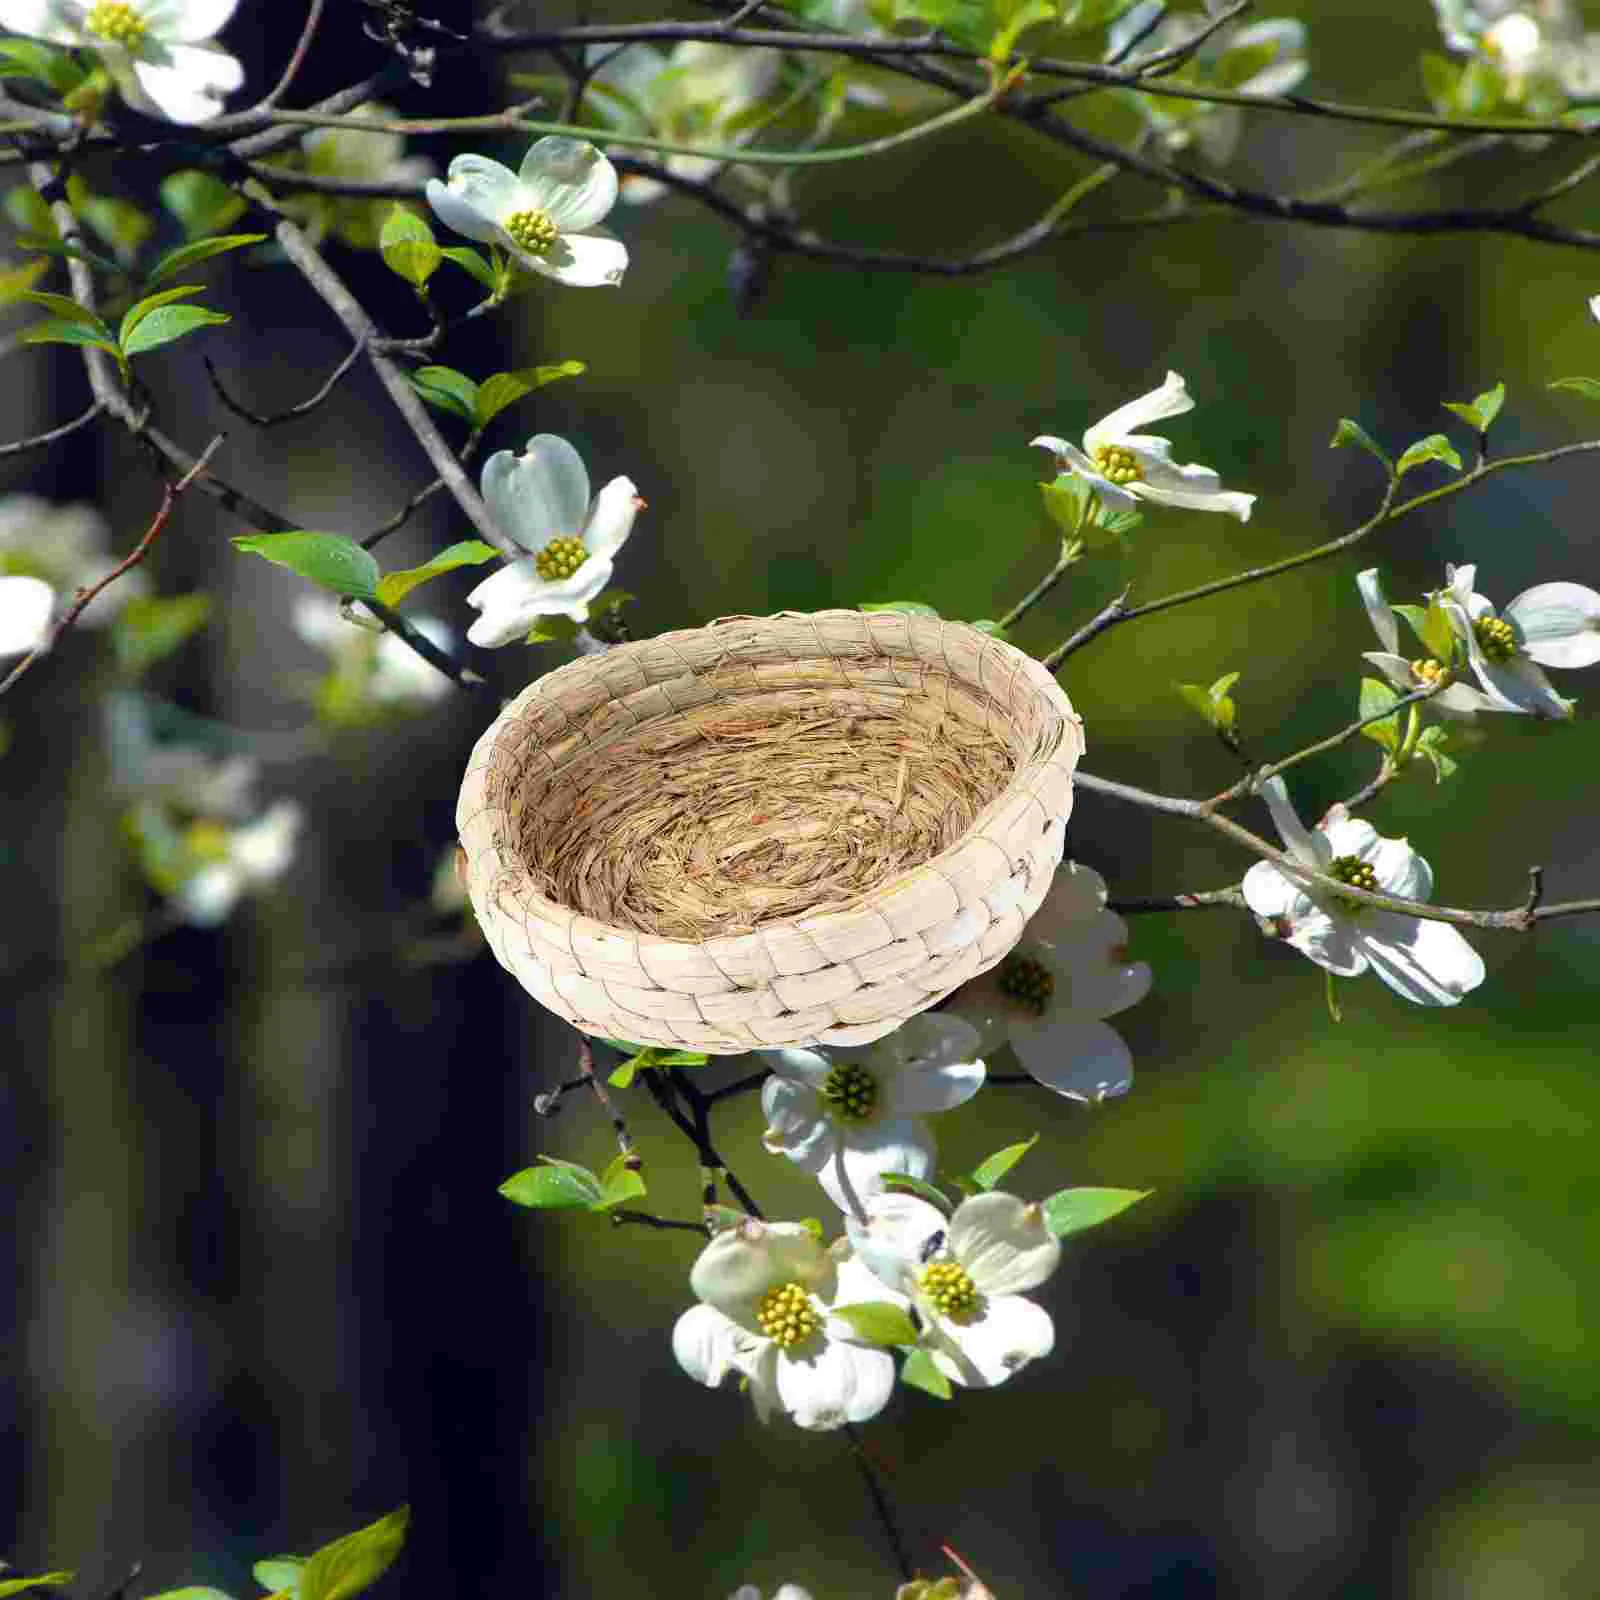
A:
[4,1,1600,1595]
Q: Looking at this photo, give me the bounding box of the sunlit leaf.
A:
[297,1507,408,1600]
[899,1346,952,1399]
[378,206,441,288]
[121,303,230,358]
[1329,417,1393,474]
[499,1159,604,1210]
[409,366,478,424]
[830,1301,920,1347]
[233,532,381,600]
[1041,1186,1150,1238]
[1394,433,1462,479]
[144,233,267,288]
[970,1133,1039,1191]
[374,541,499,607]
[474,362,586,427]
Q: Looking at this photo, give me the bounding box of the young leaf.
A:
[498,1159,604,1210]
[0,36,84,91]
[968,619,1010,639]
[160,170,248,238]
[233,532,381,600]
[0,1577,75,1598]
[144,1590,235,1599]
[1442,381,1505,434]
[899,1346,953,1399]
[1329,418,1394,474]
[21,288,111,335]
[1041,1186,1150,1239]
[374,540,499,607]
[860,600,940,617]
[1040,475,1093,540]
[1549,376,1600,401]
[594,1152,647,1210]
[409,366,479,424]
[297,1507,409,1600]
[877,1172,953,1212]
[474,361,586,427]
[111,593,212,677]
[378,206,441,288]
[1414,724,1460,782]
[830,1301,920,1348]
[526,615,580,645]
[144,232,267,288]
[118,282,205,346]
[441,245,497,290]
[252,1559,306,1595]
[0,256,48,306]
[121,303,230,358]
[1394,433,1463,479]
[19,319,123,357]
[1358,677,1401,752]
[969,1133,1039,1192]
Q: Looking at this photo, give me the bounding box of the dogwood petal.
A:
[1357,568,1400,653]
[519,137,619,230]
[1259,776,1326,866]
[582,475,642,559]
[1241,859,1303,920]
[464,561,597,646]
[760,1075,830,1164]
[925,1293,1055,1387]
[128,43,242,122]
[1505,581,1600,668]
[814,1121,935,1214]
[0,0,73,39]
[0,574,53,656]
[428,156,521,236]
[483,434,592,548]
[1086,370,1194,448]
[672,1302,747,1387]
[1011,1015,1134,1103]
[880,1055,984,1117]
[528,228,629,287]
[1127,454,1255,520]
[776,1338,895,1428]
[1355,912,1485,1006]
[950,1192,1061,1294]
[1468,652,1574,718]
[156,0,240,42]
[847,1193,945,1291]
[691,1220,833,1319]
[1284,906,1367,976]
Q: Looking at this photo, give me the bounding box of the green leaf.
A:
[597,1036,647,1054]
[0,37,84,91]
[0,1576,75,1598]
[498,1159,604,1210]
[988,0,1054,61]
[1059,0,1137,29]
[1041,1186,1151,1238]
[1395,433,1463,479]
[0,256,48,307]
[409,365,479,424]
[145,1589,235,1599]
[525,614,579,645]
[144,232,267,288]
[594,1152,647,1210]
[704,1204,748,1233]
[1358,677,1401,753]
[160,170,248,239]
[1414,723,1460,782]
[877,1172,953,1211]
[19,318,123,357]
[112,593,212,677]
[374,540,499,607]
[1329,418,1394,474]
[252,1558,306,1594]
[74,185,154,265]
[21,288,110,335]
[233,532,381,600]
[970,1133,1039,1191]
[969,619,1010,639]
[1040,474,1091,536]
[1419,51,1463,112]
[899,1346,952,1399]
[1442,381,1505,434]
[1211,39,1281,91]
[378,206,441,288]
[441,245,497,289]
[474,361,586,427]
[1548,376,1600,401]
[830,1301,920,1347]
[297,1508,408,1600]
[608,1044,709,1087]
[860,600,940,617]
[122,302,230,358]
[118,283,205,347]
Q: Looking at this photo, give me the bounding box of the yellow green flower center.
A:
[755,1281,820,1348]
[920,1259,980,1320]
[503,207,559,256]
[1473,615,1519,662]
[1328,853,1379,895]
[85,1,147,46]
[819,1062,877,1123]
[1410,657,1450,687]
[1092,443,1143,486]
[999,952,1054,1014]
[185,820,231,864]
[534,535,587,581]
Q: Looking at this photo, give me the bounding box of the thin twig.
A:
[203,337,367,428]
[254,0,327,113]
[0,398,104,456]
[578,1033,641,1171]
[0,436,224,698]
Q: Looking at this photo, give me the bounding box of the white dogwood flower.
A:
[0,493,144,624]
[730,1586,813,1600]
[464,435,642,648]
[760,1014,984,1213]
[287,103,434,248]
[175,799,303,927]
[1356,567,1500,718]
[0,574,53,657]
[941,863,1150,1103]
[850,1191,1060,1389]
[426,136,628,287]
[1032,371,1256,521]
[0,0,244,122]
[673,1219,902,1430]
[1241,777,1485,1007]
[586,41,781,204]
[1434,562,1600,719]
[293,595,452,711]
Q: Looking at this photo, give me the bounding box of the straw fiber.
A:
[456,610,1084,1053]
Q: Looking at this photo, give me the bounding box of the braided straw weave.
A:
[456,610,1084,1053]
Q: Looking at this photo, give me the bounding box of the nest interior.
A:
[512,662,1027,942]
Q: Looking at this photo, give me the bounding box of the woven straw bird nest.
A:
[456,610,1084,1053]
